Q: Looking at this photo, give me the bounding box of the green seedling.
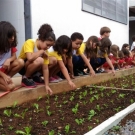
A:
[42,120,48,127]
[94,94,99,100]
[75,118,85,125]
[12,101,18,108]
[72,103,79,114]
[54,95,58,102]
[90,97,95,103]
[130,99,134,104]
[8,126,14,130]
[88,126,93,130]
[118,94,125,98]
[15,126,32,135]
[111,89,116,94]
[3,109,12,117]
[37,96,42,101]
[112,125,120,131]
[65,124,70,133]
[69,95,74,101]
[88,110,96,120]
[47,110,52,116]
[83,90,87,97]
[48,130,55,135]
[96,105,101,111]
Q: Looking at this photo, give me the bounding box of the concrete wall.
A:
[0,0,25,56]
[30,0,129,49]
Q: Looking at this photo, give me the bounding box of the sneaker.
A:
[33,76,44,85]
[53,75,63,81]
[22,77,37,88]
[49,77,59,83]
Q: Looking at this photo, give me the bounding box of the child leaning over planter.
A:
[18,23,55,95]
[48,35,76,90]
[90,37,115,75]
[71,33,96,76]
[0,21,24,91]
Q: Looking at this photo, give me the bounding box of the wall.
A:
[30,0,129,49]
[0,0,25,56]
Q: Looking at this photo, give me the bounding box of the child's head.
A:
[110,44,119,57]
[71,32,84,50]
[132,35,135,42]
[0,21,17,54]
[122,48,130,57]
[118,51,124,59]
[131,48,135,56]
[53,35,72,57]
[100,37,112,54]
[85,36,100,58]
[100,26,111,38]
[37,24,56,50]
[121,43,130,51]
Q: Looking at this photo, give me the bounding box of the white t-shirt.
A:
[131,42,135,51]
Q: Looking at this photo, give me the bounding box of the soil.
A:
[0,84,135,135]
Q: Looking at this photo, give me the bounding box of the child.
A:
[121,43,132,56]
[90,37,115,75]
[131,35,135,51]
[99,26,111,40]
[0,21,24,91]
[103,44,120,70]
[122,48,133,68]
[48,35,76,89]
[18,24,55,95]
[71,33,95,76]
[118,51,126,68]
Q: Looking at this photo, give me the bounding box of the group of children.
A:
[0,21,135,95]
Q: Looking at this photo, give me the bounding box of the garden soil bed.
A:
[0,84,135,135]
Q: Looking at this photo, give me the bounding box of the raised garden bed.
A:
[0,85,135,135]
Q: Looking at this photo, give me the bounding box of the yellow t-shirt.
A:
[48,47,62,60]
[75,42,86,55]
[18,39,49,64]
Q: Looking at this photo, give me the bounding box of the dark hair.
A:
[100,37,112,54]
[70,32,84,41]
[110,44,119,57]
[100,27,111,35]
[0,21,17,54]
[131,48,135,52]
[122,48,130,57]
[37,24,56,42]
[121,43,130,50]
[53,35,72,57]
[118,51,124,58]
[85,36,100,58]
[132,35,135,41]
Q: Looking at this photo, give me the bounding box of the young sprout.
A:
[37,96,42,101]
[42,120,48,127]
[64,124,70,133]
[48,130,55,135]
[15,126,32,135]
[0,119,3,126]
[75,118,85,125]
[12,101,18,108]
[3,109,12,117]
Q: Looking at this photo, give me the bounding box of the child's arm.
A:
[80,54,95,76]
[67,57,75,79]
[3,53,16,70]
[26,50,45,62]
[42,64,53,95]
[58,60,76,89]
[105,57,115,75]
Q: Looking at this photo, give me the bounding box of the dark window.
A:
[82,0,127,24]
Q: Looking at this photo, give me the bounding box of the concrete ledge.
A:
[84,102,135,135]
[0,67,135,108]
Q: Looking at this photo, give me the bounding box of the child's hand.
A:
[45,86,53,95]
[111,69,115,76]
[3,59,11,71]
[68,80,76,90]
[70,74,75,79]
[90,69,96,76]
[2,74,12,84]
[43,51,48,59]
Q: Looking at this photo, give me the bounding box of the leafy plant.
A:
[0,119,3,126]
[130,99,134,104]
[8,126,14,130]
[15,126,32,135]
[65,124,70,133]
[12,101,18,108]
[75,118,85,125]
[96,105,101,111]
[72,103,79,114]
[47,110,52,116]
[90,97,95,103]
[42,120,48,127]
[3,109,12,117]
[118,94,125,98]
[48,130,55,135]
[111,89,116,94]
[37,96,42,101]
[88,110,96,120]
